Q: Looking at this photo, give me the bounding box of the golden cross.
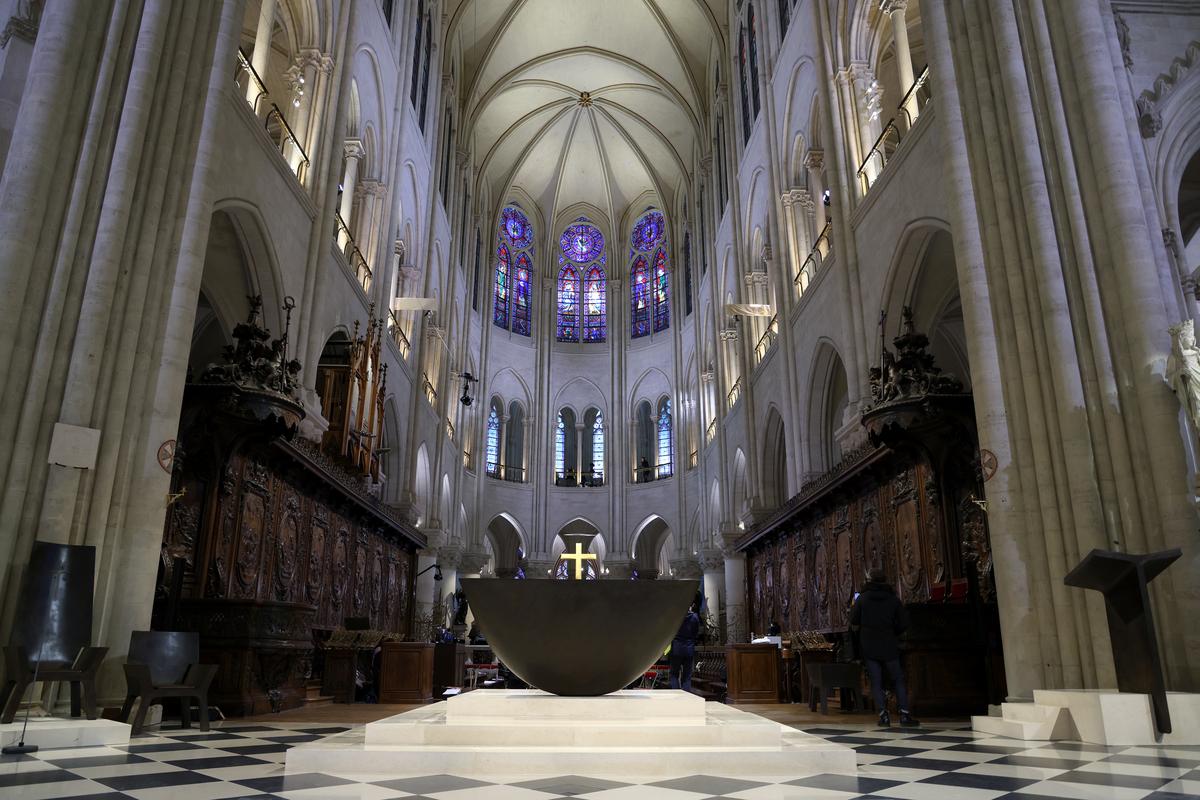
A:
[561,542,597,580]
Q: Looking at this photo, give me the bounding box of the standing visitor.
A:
[850,568,920,727]
[669,602,701,691]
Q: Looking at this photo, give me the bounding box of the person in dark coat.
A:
[850,568,919,727]
[669,602,701,691]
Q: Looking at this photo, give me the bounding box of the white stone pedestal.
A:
[0,717,131,750]
[972,690,1200,745]
[286,689,855,779]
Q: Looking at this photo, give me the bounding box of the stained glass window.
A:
[501,206,534,249]
[632,211,665,252]
[492,242,510,329]
[738,27,752,144]
[631,255,650,338]
[486,407,500,475]
[592,411,605,482]
[748,4,761,118]
[555,412,567,478]
[683,232,693,317]
[653,248,670,332]
[560,222,604,263]
[656,398,673,478]
[512,252,532,336]
[557,266,580,341]
[584,265,606,342]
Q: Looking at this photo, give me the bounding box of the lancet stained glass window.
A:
[486,407,501,476]
[653,248,670,332]
[557,266,580,342]
[494,205,534,336]
[555,412,567,478]
[584,265,606,342]
[592,411,605,482]
[493,243,510,329]
[512,252,532,336]
[657,398,673,478]
[631,255,650,338]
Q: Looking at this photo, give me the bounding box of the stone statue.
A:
[1167,320,1200,431]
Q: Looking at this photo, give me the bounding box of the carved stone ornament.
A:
[1113,11,1133,71]
[1137,95,1162,138]
[198,296,303,400]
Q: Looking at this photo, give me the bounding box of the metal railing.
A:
[706,418,717,444]
[421,372,437,405]
[689,449,698,469]
[335,213,373,293]
[234,49,309,185]
[753,314,779,365]
[856,65,932,195]
[726,376,743,410]
[794,221,832,298]
[387,309,411,359]
[445,418,455,441]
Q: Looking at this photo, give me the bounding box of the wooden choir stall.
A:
[157,301,425,715]
[736,310,1006,716]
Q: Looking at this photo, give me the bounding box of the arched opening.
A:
[485,514,526,579]
[631,516,672,580]
[551,519,604,580]
[808,344,849,471]
[554,407,578,485]
[505,401,526,482]
[762,407,788,508]
[1179,148,1200,273]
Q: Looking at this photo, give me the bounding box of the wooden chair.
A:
[807,662,863,714]
[119,631,217,735]
[1,645,108,723]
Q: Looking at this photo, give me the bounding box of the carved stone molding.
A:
[1137,40,1200,138]
[698,548,725,573]
[0,0,40,49]
[343,139,365,161]
[803,148,824,172]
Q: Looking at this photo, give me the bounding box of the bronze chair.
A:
[1,541,107,724]
[1,645,108,723]
[119,631,217,735]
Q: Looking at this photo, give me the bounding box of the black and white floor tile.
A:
[2,719,1198,799]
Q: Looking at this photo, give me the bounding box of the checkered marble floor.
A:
[2,718,1199,799]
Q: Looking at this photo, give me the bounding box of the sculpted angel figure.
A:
[1167,319,1200,431]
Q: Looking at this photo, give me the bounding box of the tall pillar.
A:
[246,0,276,108]
[882,0,917,124]
[336,139,364,249]
[804,149,826,232]
[699,548,725,621]
[438,543,462,611]
[722,548,747,643]
[575,422,585,483]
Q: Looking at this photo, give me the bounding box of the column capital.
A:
[458,549,491,575]
[879,0,908,14]
[668,557,702,580]
[294,47,334,75]
[343,139,365,160]
[603,560,634,580]
[803,148,824,171]
[438,542,463,569]
[699,154,713,176]
[698,548,725,573]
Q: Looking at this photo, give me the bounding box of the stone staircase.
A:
[971,699,1075,741]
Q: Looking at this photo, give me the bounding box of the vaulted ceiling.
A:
[448,0,724,229]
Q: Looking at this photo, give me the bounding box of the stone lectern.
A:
[1063,548,1181,735]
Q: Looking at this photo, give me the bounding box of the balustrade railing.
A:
[706,418,717,444]
[753,314,779,366]
[335,213,373,293]
[387,309,411,359]
[795,221,832,298]
[856,65,932,195]
[234,48,309,185]
[445,418,455,441]
[726,376,743,410]
[421,372,437,405]
[689,449,699,469]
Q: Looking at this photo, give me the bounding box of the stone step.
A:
[287,726,856,779]
[971,701,1072,741]
[970,713,1043,740]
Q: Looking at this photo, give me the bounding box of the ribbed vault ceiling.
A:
[449,0,723,226]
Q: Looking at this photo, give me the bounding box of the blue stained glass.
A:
[493,242,510,329]
[512,252,532,336]
[656,399,672,478]
[592,411,605,481]
[501,205,533,249]
[653,247,670,332]
[555,412,566,477]
[632,210,665,252]
[557,266,580,342]
[631,255,650,338]
[560,222,604,263]
[486,408,500,475]
[584,265,606,342]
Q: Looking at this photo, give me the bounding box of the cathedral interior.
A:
[1,0,1200,797]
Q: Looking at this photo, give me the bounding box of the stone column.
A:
[699,548,725,620]
[438,542,462,610]
[246,0,276,107]
[1182,277,1200,323]
[336,139,364,249]
[604,559,634,581]
[882,0,917,124]
[722,547,747,643]
[574,422,585,483]
[804,149,826,232]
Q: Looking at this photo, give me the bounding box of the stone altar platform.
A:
[285,689,855,779]
[0,717,131,750]
[973,689,1200,745]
